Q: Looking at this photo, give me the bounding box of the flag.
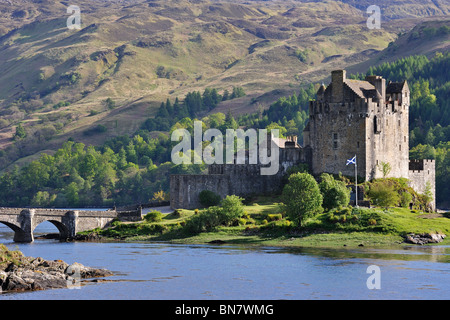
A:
[346,155,356,166]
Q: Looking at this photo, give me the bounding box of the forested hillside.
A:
[0,52,448,209]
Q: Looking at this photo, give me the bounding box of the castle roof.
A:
[386,81,407,94]
[317,83,326,95]
[344,79,376,99]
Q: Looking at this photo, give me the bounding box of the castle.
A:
[170,70,436,211]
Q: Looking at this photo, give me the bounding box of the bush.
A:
[367,181,400,208]
[184,195,245,233]
[319,173,351,211]
[282,172,323,226]
[219,195,244,226]
[144,211,163,222]
[400,191,413,208]
[267,213,283,221]
[199,190,221,207]
[238,218,247,226]
[184,206,222,234]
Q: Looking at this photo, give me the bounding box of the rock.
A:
[404,233,446,245]
[0,254,113,294]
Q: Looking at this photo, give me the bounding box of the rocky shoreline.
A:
[0,245,113,294]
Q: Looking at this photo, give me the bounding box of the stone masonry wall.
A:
[409,159,436,211]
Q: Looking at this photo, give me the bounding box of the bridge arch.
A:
[0,212,30,242]
[32,220,71,240]
[0,220,22,234]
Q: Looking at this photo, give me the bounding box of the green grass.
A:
[84,199,450,249]
[0,244,24,269]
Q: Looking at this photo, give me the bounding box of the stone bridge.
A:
[0,207,141,243]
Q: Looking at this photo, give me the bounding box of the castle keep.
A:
[170,70,436,210]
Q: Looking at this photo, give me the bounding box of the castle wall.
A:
[409,160,436,211]
[170,174,231,210]
[170,166,287,210]
[307,98,368,179]
[365,99,409,180]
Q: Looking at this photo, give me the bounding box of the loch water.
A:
[0,221,449,300]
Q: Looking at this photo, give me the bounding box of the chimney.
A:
[365,75,386,102]
[331,70,346,103]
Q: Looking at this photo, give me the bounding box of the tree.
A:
[104,98,116,110]
[282,173,323,226]
[367,181,400,208]
[31,191,51,207]
[219,195,244,225]
[422,181,434,210]
[223,110,238,130]
[319,173,351,211]
[199,190,221,207]
[152,190,168,202]
[14,123,27,140]
[378,161,392,178]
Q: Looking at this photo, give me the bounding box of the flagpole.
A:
[355,155,358,208]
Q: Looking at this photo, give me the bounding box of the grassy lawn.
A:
[83,196,450,248]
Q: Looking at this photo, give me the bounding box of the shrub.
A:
[238,218,247,226]
[219,195,244,226]
[282,172,323,226]
[319,173,351,211]
[367,181,400,208]
[199,190,221,207]
[184,206,222,234]
[111,220,122,227]
[138,223,166,234]
[267,214,283,221]
[400,191,413,208]
[144,211,163,222]
[368,218,377,226]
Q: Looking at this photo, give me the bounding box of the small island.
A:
[77,173,449,249]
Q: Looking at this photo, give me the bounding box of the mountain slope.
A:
[0,0,448,170]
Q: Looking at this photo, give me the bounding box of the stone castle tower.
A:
[170,70,436,211]
[304,69,410,181]
[305,70,435,209]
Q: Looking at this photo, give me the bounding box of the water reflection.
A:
[0,228,449,300]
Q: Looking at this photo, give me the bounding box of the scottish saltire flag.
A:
[346,155,356,166]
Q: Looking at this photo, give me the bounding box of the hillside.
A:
[347,18,450,75]
[0,0,448,170]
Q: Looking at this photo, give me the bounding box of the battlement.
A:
[409,159,435,172]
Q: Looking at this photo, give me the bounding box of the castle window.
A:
[404,136,407,143]
[374,116,381,133]
[386,119,389,127]
[399,145,402,151]
[398,120,401,126]
[357,141,360,149]
[333,133,338,149]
